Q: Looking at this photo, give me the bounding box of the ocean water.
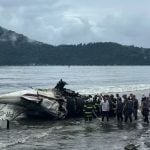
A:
[0,66,150,150]
[0,66,150,94]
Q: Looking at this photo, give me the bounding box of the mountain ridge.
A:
[0,26,150,65]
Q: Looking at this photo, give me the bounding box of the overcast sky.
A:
[0,0,150,47]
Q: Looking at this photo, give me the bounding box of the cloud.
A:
[0,0,150,47]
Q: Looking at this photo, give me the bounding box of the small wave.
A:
[0,128,52,149]
[31,126,63,139]
[0,136,29,149]
[78,84,150,95]
[0,126,58,149]
[32,132,49,139]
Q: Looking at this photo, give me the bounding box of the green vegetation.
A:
[0,26,150,65]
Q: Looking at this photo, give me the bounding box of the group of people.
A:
[83,93,150,123]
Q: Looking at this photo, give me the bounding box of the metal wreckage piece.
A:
[0,80,86,120]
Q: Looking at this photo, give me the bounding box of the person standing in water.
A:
[133,95,139,120]
[116,98,123,122]
[100,95,110,122]
[141,97,149,124]
[123,98,133,123]
[83,95,94,122]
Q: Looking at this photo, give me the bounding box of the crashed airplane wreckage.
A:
[0,80,86,120]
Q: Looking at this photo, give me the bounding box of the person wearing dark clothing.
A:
[122,94,128,106]
[141,99,149,123]
[123,99,133,123]
[83,99,94,122]
[128,93,134,101]
[141,95,147,102]
[109,94,116,117]
[116,94,121,102]
[133,95,139,120]
[55,79,67,91]
[92,97,100,117]
[116,99,123,122]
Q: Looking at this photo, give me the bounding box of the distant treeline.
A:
[0,40,150,65]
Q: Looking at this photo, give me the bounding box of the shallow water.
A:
[0,66,150,150]
[1,117,149,150]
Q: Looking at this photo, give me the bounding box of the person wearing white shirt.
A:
[100,97,110,122]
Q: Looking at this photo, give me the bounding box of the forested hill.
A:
[0,26,150,65]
